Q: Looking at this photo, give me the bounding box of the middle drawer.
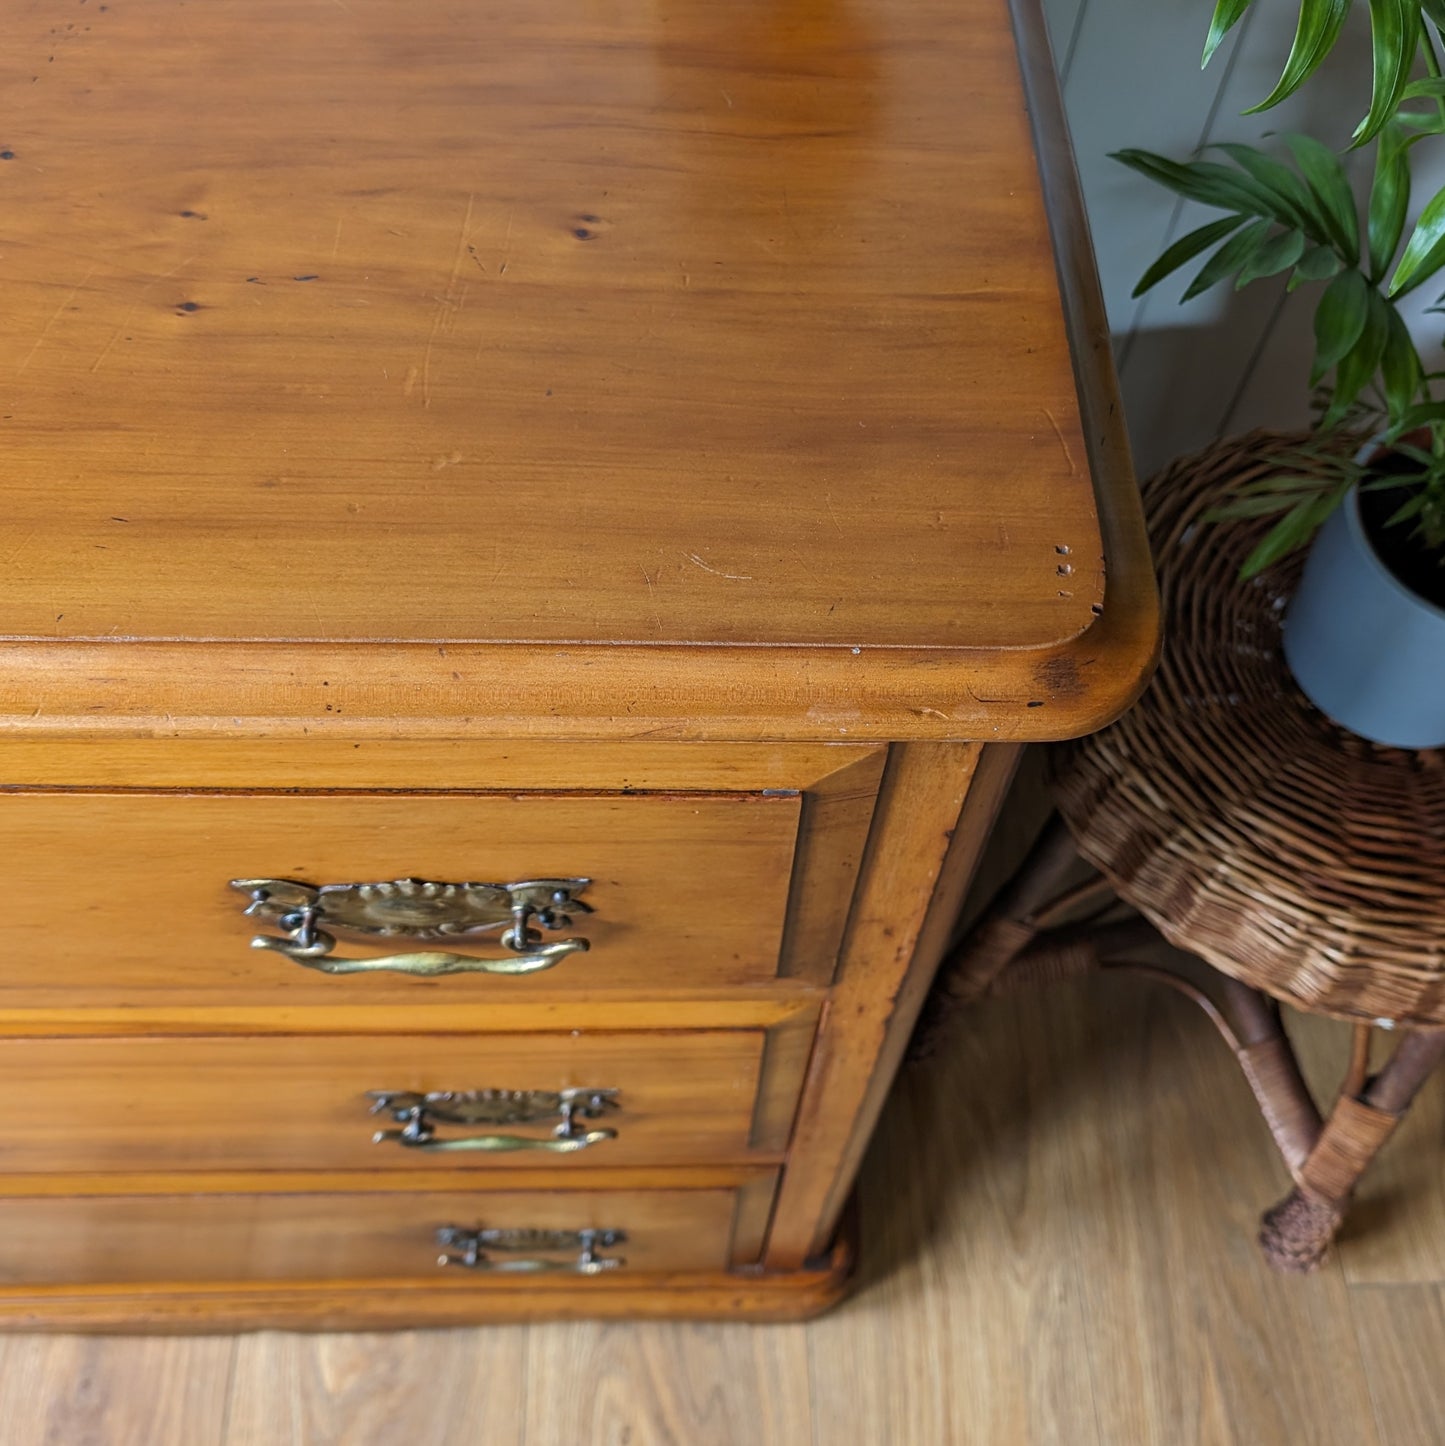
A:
[0,1030,780,1174]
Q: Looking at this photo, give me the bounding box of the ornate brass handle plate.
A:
[229,876,592,976]
[368,1087,620,1153]
[435,1226,626,1274]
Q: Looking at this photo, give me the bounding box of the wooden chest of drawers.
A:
[0,0,1156,1327]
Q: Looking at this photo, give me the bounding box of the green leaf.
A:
[1311,270,1371,384]
[1211,487,1330,519]
[1388,400,1445,435]
[1396,110,1445,135]
[1367,123,1411,280]
[1389,183,1445,295]
[1208,142,1330,239]
[1110,150,1293,219]
[1379,302,1424,420]
[1131,215,1248,297]
[1326,288,1391,424]
[1387,492,1428,525]
[1286,135,1360,264]
[1422,0,1445,31]
[1182,219,1273,300]
[1246,0,1352,115]
[1355,0,1421,147]
[1237,228,1306,286]
[1204,0,1254,66]
[1238,487,1350,577]
[1401,77,1445,102]
[1291,245,1345,289]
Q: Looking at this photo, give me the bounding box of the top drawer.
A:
[0,791,806,1005]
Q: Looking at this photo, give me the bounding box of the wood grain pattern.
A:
[523,1320,814,1446]
[1347,1285,1445,1446]
[0,995,816,1037]
[0,0,1157,744]
[0,1031,775,1174]
[777,751,887,979]
[0,1188,744,1285]
[0,0,1161,1342]
[0,791,804,1002]
[0,738,881,792]
[0,0,1098,653]
[765,742,988,1265]
[225,1329,525,1446]
[0,1335,235,1446]
[0,632,1158,746]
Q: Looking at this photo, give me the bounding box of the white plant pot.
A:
[1282,485,1445,749]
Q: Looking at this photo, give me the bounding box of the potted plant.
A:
[1113,1,1445,748]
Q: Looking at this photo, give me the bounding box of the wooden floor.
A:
[4,976,1442,1445]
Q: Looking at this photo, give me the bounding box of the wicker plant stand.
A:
[914,431,1445,1273]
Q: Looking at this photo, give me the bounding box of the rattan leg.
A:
[1259,1027,1445,1273]
[909,813,1089,1059]
[1215,978,1322,1178]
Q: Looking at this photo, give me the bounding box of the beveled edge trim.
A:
[1007,0,1162,735]
[0,629,1157,744]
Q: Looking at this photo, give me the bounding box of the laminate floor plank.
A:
[1347,1284,1445,1446]
[0,1335,234,1446]
[1044,984,1381,1446]
[808,990,1104,1446]
[519,1320,812,1446]
[221,1328,526,1446]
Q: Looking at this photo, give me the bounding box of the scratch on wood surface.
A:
[823,493,844,535]
[2,528,37,568]
[419,193,478,406]
[684,552,753,581]
[18,266,96,375]
[498,204,516,277]
[640,565,663,633]
[89,257,191,373]
[1041,408,1078,475]
[332,216,344,258]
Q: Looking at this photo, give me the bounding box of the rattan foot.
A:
[1259,1188,1343,1274]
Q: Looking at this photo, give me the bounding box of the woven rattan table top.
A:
[1053,431,1445,1026]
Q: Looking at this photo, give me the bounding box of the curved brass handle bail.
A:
[373,1126,617,1152]
[248,933,588,976]
[231,875,592,978]
[439,1253,621,1275]
[435,1226,626,1274]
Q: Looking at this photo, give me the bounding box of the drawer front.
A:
[0,1186,758,1285]
[0,791,801,1001]
[0,1032,775,1173]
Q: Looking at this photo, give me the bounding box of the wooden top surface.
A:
[0,0,1156,740]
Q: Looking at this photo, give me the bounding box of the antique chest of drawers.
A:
[0,0,1156,1327]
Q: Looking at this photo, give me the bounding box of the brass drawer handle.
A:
[368,1087,620,1153]
[436,1226,626,1274]
[230,876,592,977]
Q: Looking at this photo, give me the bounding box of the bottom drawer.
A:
[0,1184,769,1286]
